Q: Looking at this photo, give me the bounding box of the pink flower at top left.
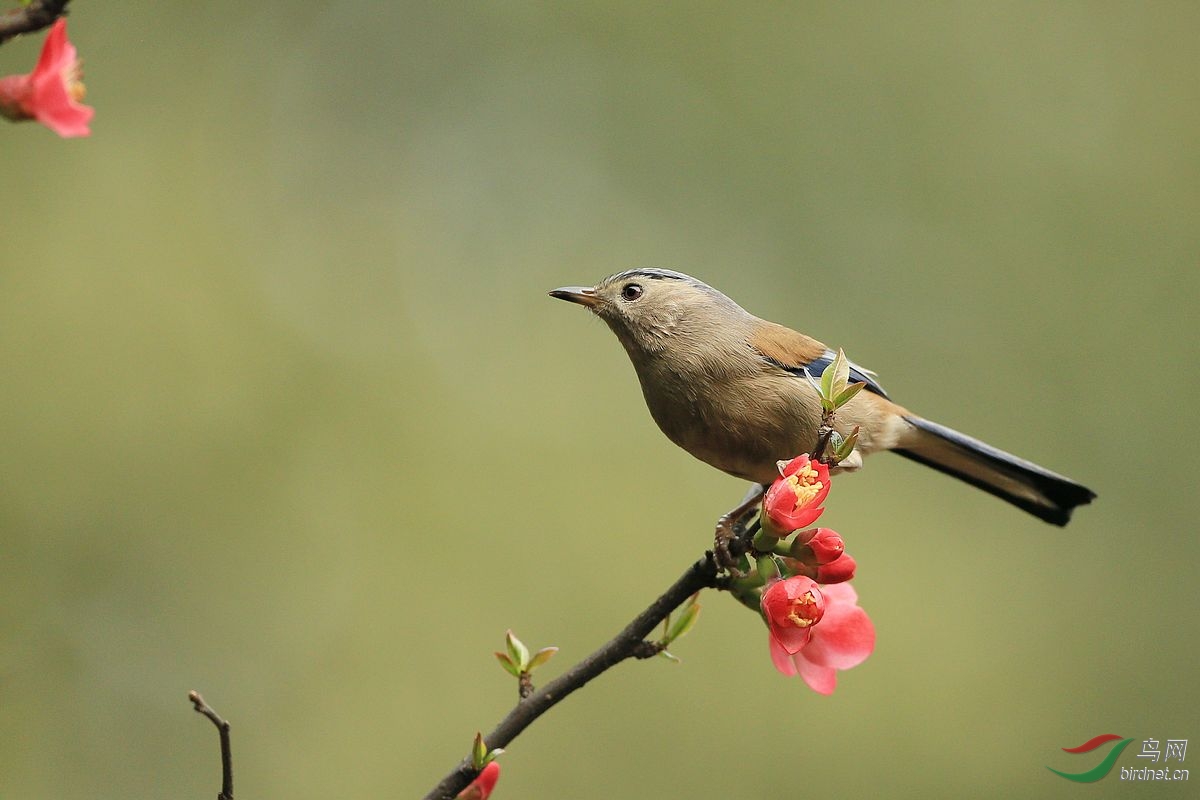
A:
[0,19,93,137]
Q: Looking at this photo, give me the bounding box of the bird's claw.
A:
[714,514,742,574]
[713,483,765,575]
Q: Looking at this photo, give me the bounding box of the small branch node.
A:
[189,690,234,800]
[631,641,665,659]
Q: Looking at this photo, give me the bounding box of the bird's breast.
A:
[634,359,824,483]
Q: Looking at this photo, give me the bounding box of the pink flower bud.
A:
[0,20,93,137]
[806,528,845,565]
[761,455,830,536]
[816,553,857,584]
[761,576,826,655]
[791,528,819,545]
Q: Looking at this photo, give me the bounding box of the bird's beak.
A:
[549,286,600,308]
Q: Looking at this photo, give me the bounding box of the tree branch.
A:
[0,0,71,46]
[421,552,722,800]
[189,691,234,800]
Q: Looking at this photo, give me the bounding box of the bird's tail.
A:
[892,415,1095,526]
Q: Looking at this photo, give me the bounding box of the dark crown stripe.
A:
[609,268,690,282]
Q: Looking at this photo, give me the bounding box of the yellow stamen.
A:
[784,467,824,510]
[64,61,86,102]
[785,591,819,628]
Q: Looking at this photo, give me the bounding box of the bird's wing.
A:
[748,321,889,398]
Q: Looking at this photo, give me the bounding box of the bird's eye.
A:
[621,283,644,301]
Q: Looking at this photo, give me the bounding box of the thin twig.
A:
[421,552,721,800]
[0,0,72,46]
[189,691,234,800]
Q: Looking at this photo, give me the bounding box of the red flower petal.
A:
[793,653,838,695]
[457,762,500,800]
[770,623,812,655]
[802,583,875,670]
[778,505,824,530]
[762,576,824,654]
[807,528,845,564]
[815,553,857,584]
[762,456,831,535]
[777,454,811,478]
[1,19,93,137]
[769,637,798,676]
[35,19,72,73]
[30,71,91,137]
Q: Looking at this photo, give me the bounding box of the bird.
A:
[549,268,1095,526]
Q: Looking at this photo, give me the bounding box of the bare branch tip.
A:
[0,0,74,46]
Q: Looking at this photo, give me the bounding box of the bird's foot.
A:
[713,483,765,575]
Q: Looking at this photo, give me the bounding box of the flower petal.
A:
[33,20,74,78]
[820,580,857,606]
[815,553,857,584]
[769,636,798,676]
[457,762,500,800]
[30,77,92,137]
[782,506,824,530]
[794,652,838,695]
[763,577,824,653]
[770,623,812,655]
[15,18,93,137]
[778,454,811,479]
[804,584,875,669]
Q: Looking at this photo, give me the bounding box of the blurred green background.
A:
[2,2,1197,798]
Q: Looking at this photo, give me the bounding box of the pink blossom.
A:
[0,19,93,137]
[761,575,825,655]
[761,455,830,536]
[768,582,874,694]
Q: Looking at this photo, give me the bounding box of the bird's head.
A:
[550,268,745,356]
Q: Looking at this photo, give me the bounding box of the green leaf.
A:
[835,426,860,460]
[527,646,558,671]
[494,651,521,677]
[834,348,850,392]
[657,649,681,663]
[472,733,488,770]
[482,748,504,765]
[820,353,836,400]
[833,381,866,409]
[802,370,823,398]
[821,348,851,400]
[666,599,701,643]
[505,629,530,671]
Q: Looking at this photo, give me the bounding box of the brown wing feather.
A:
[747,321,827,369]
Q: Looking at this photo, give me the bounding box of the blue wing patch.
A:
[782,349,889,399]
